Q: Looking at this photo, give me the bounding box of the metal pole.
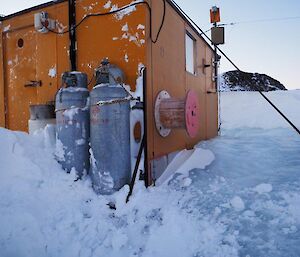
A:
[213,21,221,134]
[68,0,77,71]
[213,22,218,91]
[126,136,145,203]
[142,68,150,187]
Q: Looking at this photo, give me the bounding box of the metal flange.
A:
[154,90,171,137]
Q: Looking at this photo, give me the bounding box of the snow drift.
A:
[0,90,300,257]
[221,90,300,130]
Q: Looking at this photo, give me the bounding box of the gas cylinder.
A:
[55,71,90,178]
[90,59,131,194]
[28,104,56,134]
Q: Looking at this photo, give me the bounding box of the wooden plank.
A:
[159,98,185,129]
[0,31,4,127]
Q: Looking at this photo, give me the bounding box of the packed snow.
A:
[230,196,245,212]
[253,183,273,194]
[0,90,300,256]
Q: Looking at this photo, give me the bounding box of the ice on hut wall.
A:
[3,24,11,32]
[111,1,137,20]
[103,1,112,9]
[48,66,57,78]
[110,12,145,46]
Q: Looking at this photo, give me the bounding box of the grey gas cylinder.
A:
[90,59,131,194]
[55,71,90,178]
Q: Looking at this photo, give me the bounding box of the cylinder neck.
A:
[61,71,88,88]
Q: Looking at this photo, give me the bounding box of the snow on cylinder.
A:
[55,72,90,178]
[90,59,131,194]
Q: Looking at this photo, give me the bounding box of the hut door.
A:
[4,27,38,131]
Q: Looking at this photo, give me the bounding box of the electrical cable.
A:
[152,0,166,44]
[48,0,166,44]
[200,28,211,35]
[110,72,136,100]
[170,0,300,136]
[214,16,300,29]
[87,73,95,86]
[219,16,300,27]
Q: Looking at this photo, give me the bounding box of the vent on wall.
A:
[34,12,56,33]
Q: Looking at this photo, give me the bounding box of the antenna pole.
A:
[213,22,218,91]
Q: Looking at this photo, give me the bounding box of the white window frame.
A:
[185,32,196,75]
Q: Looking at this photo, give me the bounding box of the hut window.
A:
[185,32,196,74]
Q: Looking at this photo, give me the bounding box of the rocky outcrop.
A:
[220,70,287,92]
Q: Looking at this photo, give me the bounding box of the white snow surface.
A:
[253,183,273,194]
[221,91,300,130]
[1,91,300,256]
[230,196,245,212]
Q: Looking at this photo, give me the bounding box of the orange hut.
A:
[0,0,218,185]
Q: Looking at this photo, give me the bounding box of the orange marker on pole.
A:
[210,6,220,23]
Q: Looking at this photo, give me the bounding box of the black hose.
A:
[49,0,166,44]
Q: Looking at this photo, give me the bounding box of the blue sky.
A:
[1,0,300,89]
[175,0,300,89]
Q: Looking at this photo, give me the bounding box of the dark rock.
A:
[220,70,287,92]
